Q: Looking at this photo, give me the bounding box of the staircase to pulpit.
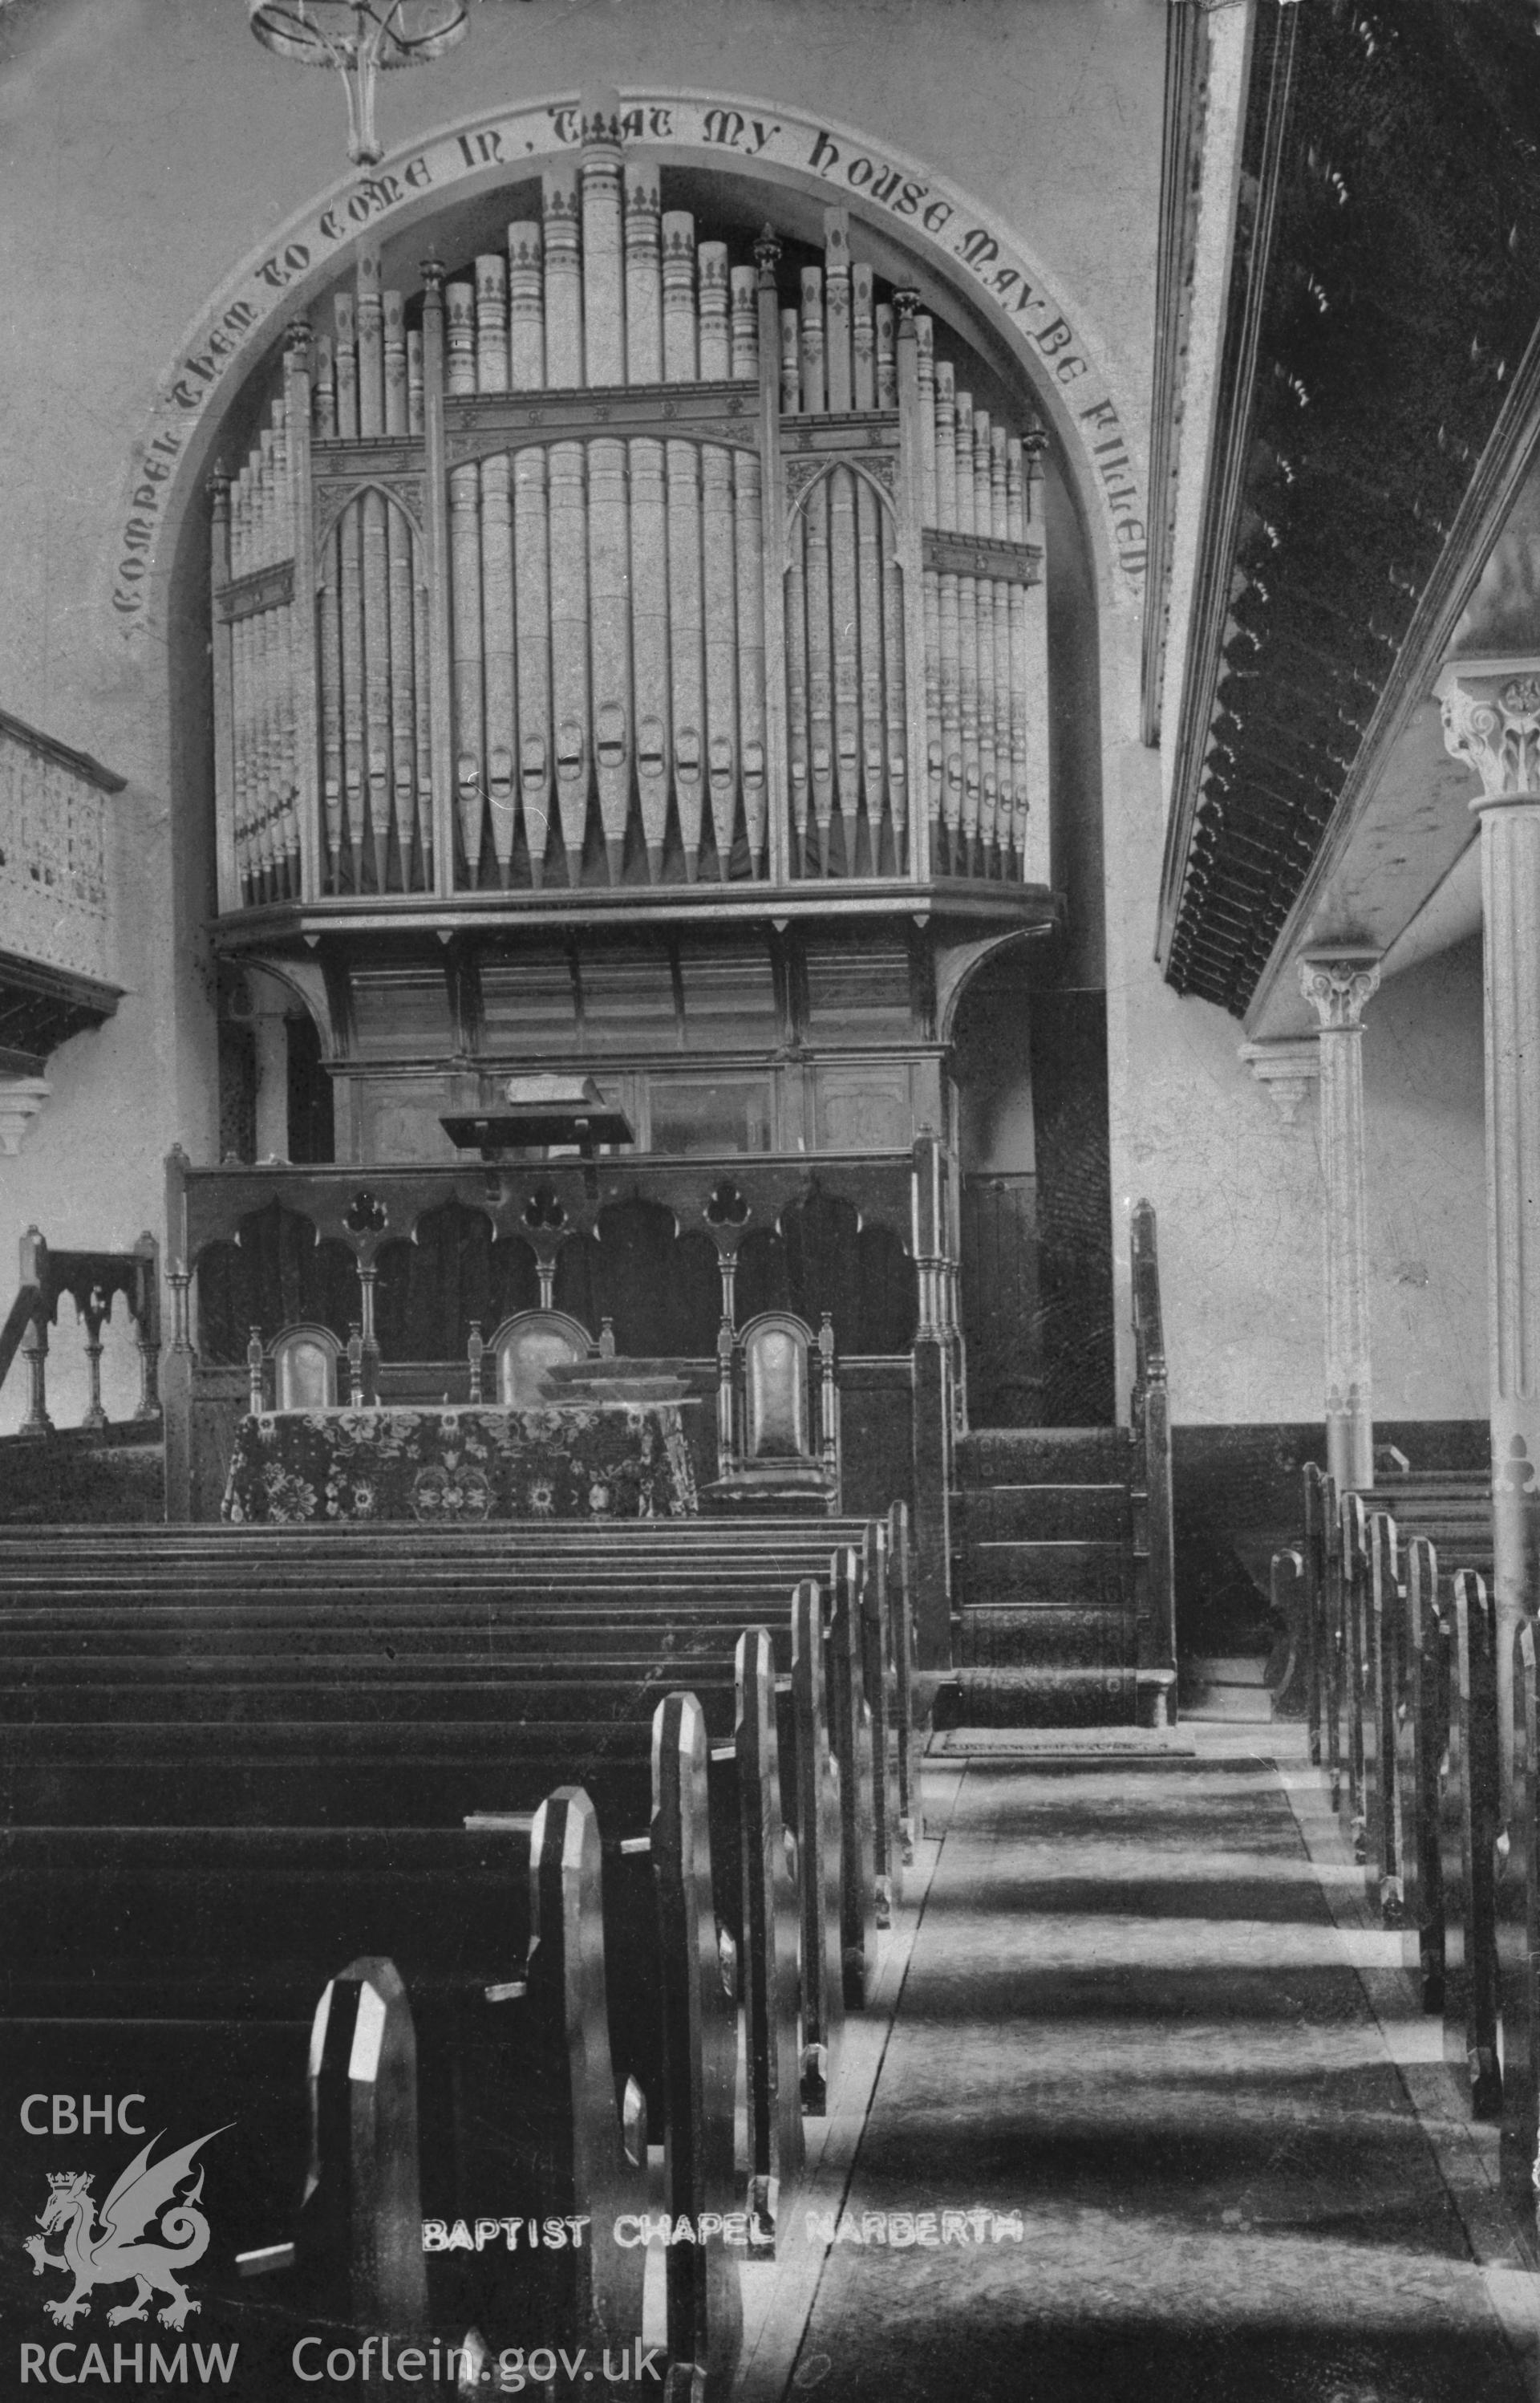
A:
[946,1201,1178,1728]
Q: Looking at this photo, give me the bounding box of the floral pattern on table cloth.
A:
[221,1402,699,1524]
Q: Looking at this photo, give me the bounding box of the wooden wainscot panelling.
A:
[347,962,456,1061]
[839,1358,914,1520]
[478,944,580,1053]
[578,940,680,1053]
[678,940,780,1049]
[188,1370,246,1524]
[802,935,915,1041]
[646,1075,775,1155]
[355,1078,464,1164]
[813,1063,914,1151]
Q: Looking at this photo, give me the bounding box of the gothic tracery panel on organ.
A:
[209,103,1052,918]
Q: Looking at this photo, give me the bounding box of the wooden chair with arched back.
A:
[247,1321,349,1414]
[711,1309,841,1512]
[476,1309,599,1407]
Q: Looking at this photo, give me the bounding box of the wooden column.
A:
[1438,657,1540,1804]
[253,1007,289,1162]
[1299,948,1380,1496]
[162,1146,194,1521]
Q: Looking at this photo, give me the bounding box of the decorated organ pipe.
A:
[799,264,836,870]
[625,163,668,878]
[209,123,1051,908]
[445,278,484,880]
[732,266,768,872]
[663,209,707,878]
[476,254,517,886]
[972,404,996,872]
[1017,429,1051,886]
[509,220,551,885]
[382,290,417,879]
[277,275,435,897]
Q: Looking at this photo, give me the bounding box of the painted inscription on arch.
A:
[113,93,1145,625]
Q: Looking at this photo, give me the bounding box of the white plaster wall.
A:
[1108,717,1487,1430]
[1362,936,1486,1425]
[1104,682,1324,1427]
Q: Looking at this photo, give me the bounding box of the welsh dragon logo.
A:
[23,2127,227,2330]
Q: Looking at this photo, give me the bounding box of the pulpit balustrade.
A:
[0,1224,160,1437]
[162,1138,959,1658]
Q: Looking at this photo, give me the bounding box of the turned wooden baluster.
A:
[466,1317,484,1404]
[81,1285,109,1432]
[132,1229,162,1419]
[18,1309,51,1438]
[247,1325,265,1415]
[356,1266,380,1403]
[716,1316,737,1476]
[818,1311,839,1492]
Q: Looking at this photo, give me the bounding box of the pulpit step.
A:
[954,1606,1137,1670]
[950,1422,1143,1726]
[938,1667,1145,1730]
[957,1539,1132,1609]
[950,1480,1129,1542]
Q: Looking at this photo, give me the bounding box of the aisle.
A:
[780,1756,1528,2403]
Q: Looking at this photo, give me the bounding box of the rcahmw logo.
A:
[19,2126,239,2385]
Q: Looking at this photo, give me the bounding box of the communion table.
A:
[221,1400,699,1524]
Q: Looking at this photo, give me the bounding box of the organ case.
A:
[209,95,1051,917]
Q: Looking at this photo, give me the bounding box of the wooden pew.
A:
[1321,1472,1345,1814]
[0,1792,650,2373]
[1499,1618,1540,2214]
[736,1629,804,2231]
[651,1693,742,2400]
[1291,1472,1515,2129]
[1361,1509,1402,1922]
[0,1591,861,2094]
[1300,1462,1328,1767]
[0,1546,901,2042]
[1393,1536,1445,2012]
[0,1615,813,2214]
[0,1506,922,1904]
[1338,1493,1369,1862]
[0,1500,922,1829]
[0,1508,918,2148]
[0,1709,755,2395]
[789,1581,842,2112]
[1440,1569,1502,2119]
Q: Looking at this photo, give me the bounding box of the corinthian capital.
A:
[1435,656,1540,804]
[1299,948,1380,1032]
